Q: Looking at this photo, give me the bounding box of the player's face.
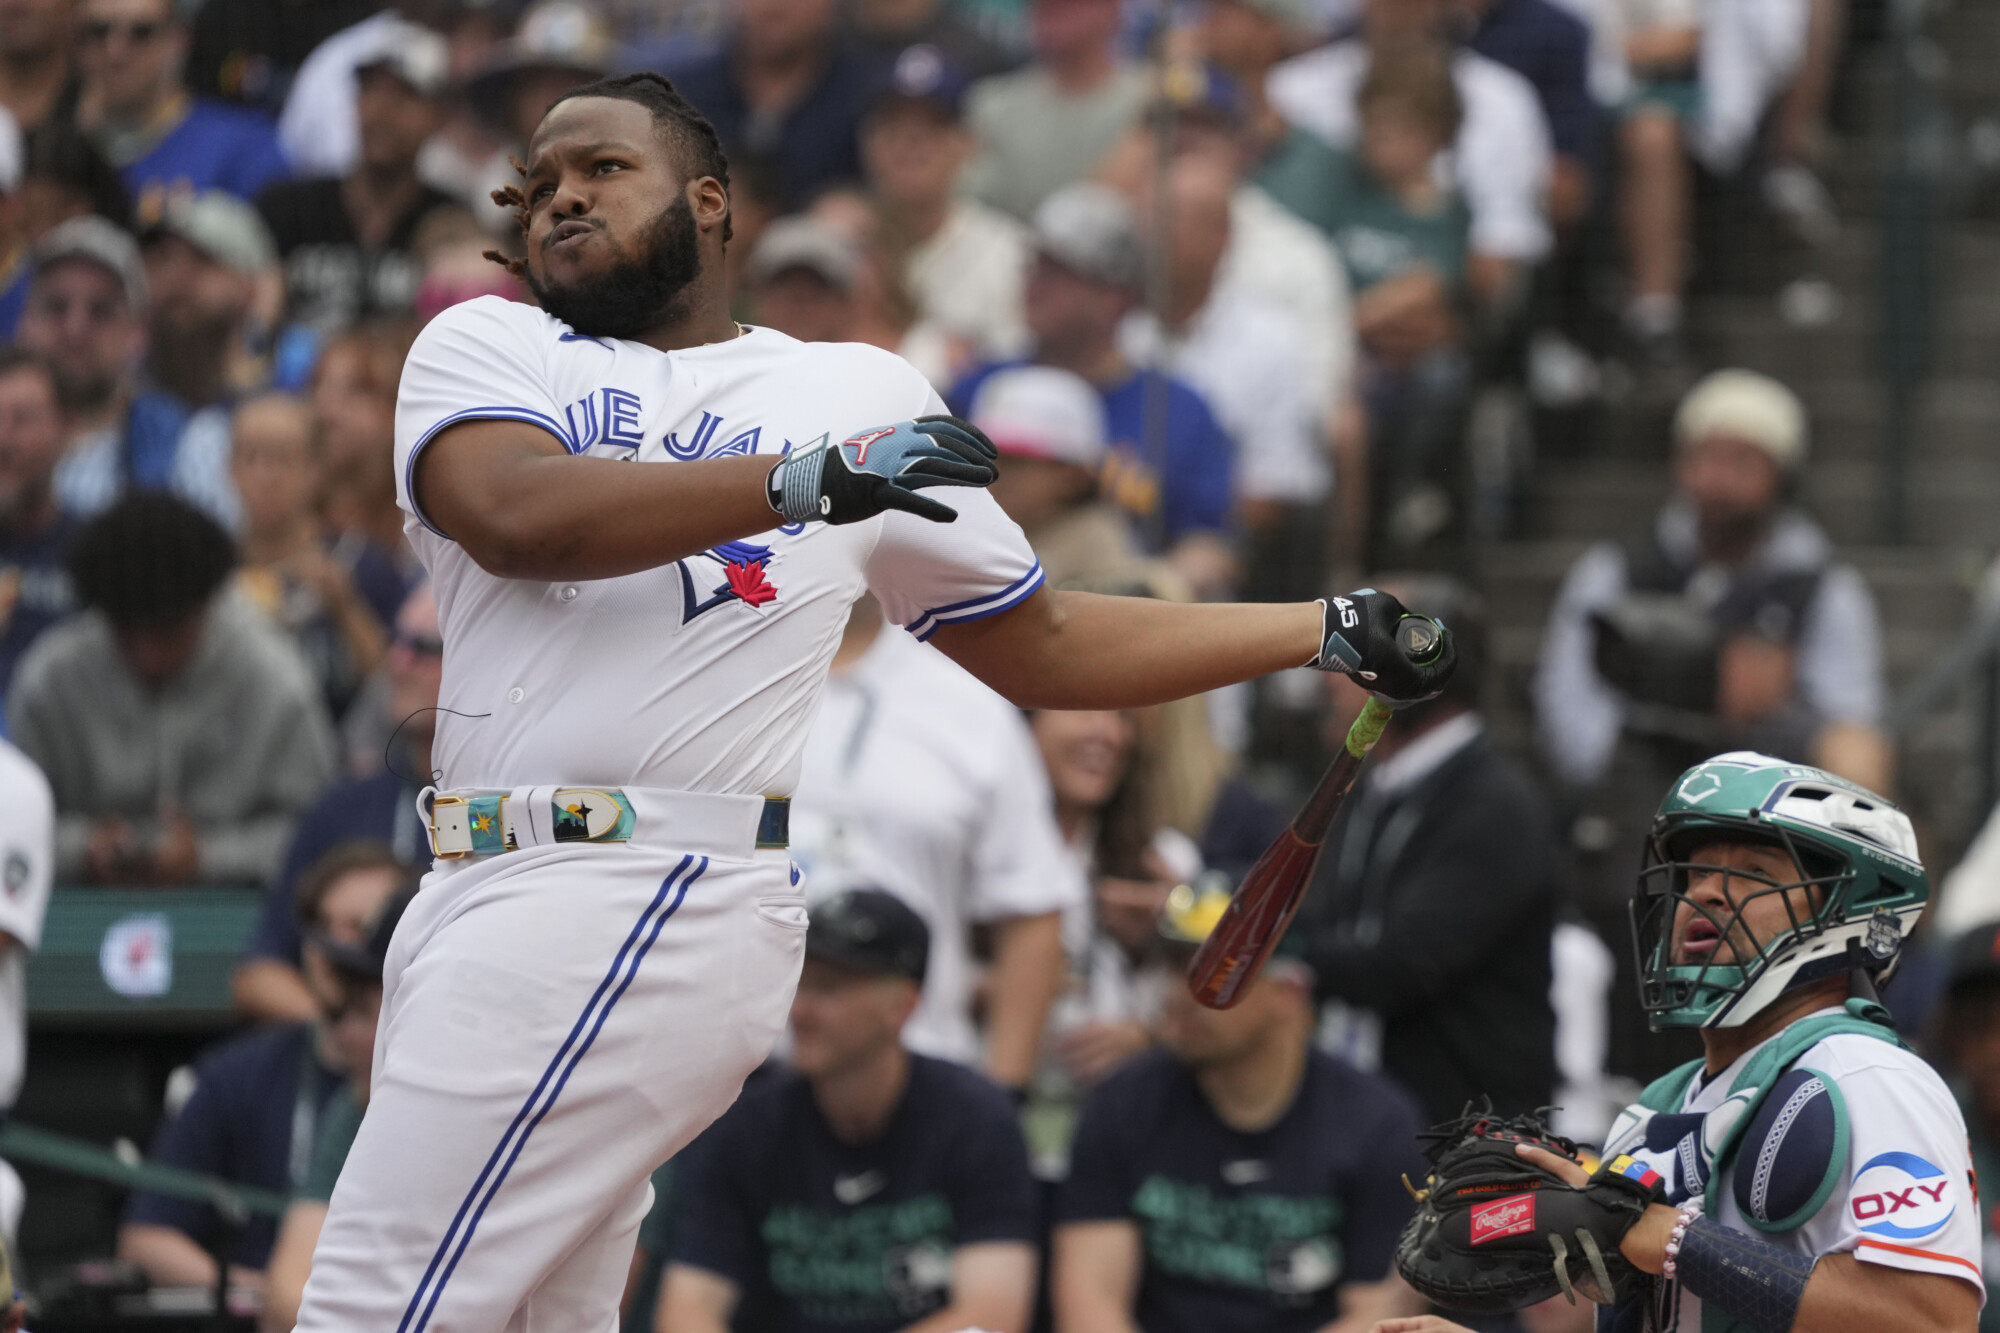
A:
[520,97,723,338]
[787,959,915,1078]
[1669,840,1814,969]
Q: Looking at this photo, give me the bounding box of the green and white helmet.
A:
[1633,751,1929,1030]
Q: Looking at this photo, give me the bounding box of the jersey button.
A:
[559,586,578,602]
[508,687,525,704]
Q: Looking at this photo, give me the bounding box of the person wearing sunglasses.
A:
[75,0,290,215]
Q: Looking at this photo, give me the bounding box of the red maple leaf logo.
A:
[725,559,778,608]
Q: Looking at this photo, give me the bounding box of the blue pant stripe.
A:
[396,855,697,1333]
[413,857,704,1332]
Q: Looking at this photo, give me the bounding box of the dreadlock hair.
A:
[485,72,733,280]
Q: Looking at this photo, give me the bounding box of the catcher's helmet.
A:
[1633,752,1927,1030]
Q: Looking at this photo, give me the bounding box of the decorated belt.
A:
[426,789,790,859]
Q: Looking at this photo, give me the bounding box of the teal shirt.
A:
[1259,140,1470,295]
[300,1082,365,1203]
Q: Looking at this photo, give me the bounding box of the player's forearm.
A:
[1793,1253,1979,1333]
[981,912,1064,1091]
[417,427,780,582]
[934,590,1321,710]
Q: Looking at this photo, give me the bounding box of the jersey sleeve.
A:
[864,387,1044,640]
[394,297,574,539]
[1056,1069,1143,1224]
[1807,1042,1984,1296]
[943,1074,1039,1246]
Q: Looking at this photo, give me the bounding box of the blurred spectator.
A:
[259,882,411,1333]
[184,0,379,118]
[1119,154,1318,549]
[1458,0,1599,231]
[1535,370,1884,1079]
[233,581,436,1023]
[1052,916,1425,1333]
[1294,576,1561,1121]
[1536,369,1888,793]
[258,26,464,336]
[15,216,230,521]
[1928,921,2000,1333]
[232,393,402,720]
[441,1,615,229]
[8,494,335,885]
[952,184,1234,557]
[1268,0,1553,300]
[138,190,278,412]
[1327,47,1475,567]
[0,0,77,131]
[4,125,131,337]
[659,890,1038,1333]
[791,593,1079,1094]
[309,322,415,575]
[74,0,290,216]
[845,0,1012,79]
[970,363,1143,587]
[119,842,401,1293]
[744,214,864,343]
[859,46,1032,375]
[668,0,883,212]
[277,9,460,181]
[0,350,81,700]
[960,0,1147,220]
[409,208,527,323]
[0,733,50,1123]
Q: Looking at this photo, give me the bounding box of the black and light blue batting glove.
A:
[1311,588,1456,705]
[767,415,999,525]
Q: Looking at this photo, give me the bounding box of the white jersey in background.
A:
[0,741,51,1111]
[1607,1018,1984,1331]
[791,624,1086,1064]
[393,297,1045,797]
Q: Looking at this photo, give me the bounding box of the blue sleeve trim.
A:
[558,332,610,348]
[403,406,580,538]
[906,562,1045,642]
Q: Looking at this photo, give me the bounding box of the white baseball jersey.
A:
[1612,1016,1984,1330]
[0,741,51,1110]
[790,622,1086,1064]
[392,297,1045,796]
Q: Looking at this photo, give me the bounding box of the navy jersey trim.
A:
[403,406,584,538]
[906,562,1046,642]
[397,855,706,1333]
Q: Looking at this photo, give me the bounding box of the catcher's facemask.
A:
[1632,821,1849,1031]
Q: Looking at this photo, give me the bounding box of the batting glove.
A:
[1311,588,1457,704]
[767,415,999,525]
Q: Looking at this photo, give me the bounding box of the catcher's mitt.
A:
[1394,1105,1663,1314]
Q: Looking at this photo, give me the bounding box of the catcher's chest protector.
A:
[1601,1000,1906,1333]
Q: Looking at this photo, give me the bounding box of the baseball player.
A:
[1381,751,1981,1333]
[295,72,1452,1332]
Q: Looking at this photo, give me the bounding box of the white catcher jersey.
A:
[1609,1017,1984,1331]
[393,298,1045,795]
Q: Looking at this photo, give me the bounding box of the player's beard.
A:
[526,193,702,339]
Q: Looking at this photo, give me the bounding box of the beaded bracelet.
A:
[1660,1199,1705,1281]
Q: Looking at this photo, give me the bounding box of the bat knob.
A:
[1396,616,1445,664]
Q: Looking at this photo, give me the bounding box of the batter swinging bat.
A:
[1186,616,1450,1009]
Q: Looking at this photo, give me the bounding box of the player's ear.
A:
[689,176,730,235]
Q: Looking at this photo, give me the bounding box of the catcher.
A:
[1383,751,1981,1333]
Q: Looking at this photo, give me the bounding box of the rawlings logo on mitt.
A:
[1394,1104,1663,1314]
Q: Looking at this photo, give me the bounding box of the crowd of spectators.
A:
[0,0,1970,1331]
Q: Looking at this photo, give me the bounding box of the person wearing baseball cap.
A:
[971,364,1150,587]
[138,191,277,412]
[947,182,1235,561]
[860,45,1034,378]
[658,886,1040,1333]
[254,19,464,335]
[1534,367,1890,1077]
[744,214,865,345]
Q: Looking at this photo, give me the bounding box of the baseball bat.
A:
[1186,617,1448,1009]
